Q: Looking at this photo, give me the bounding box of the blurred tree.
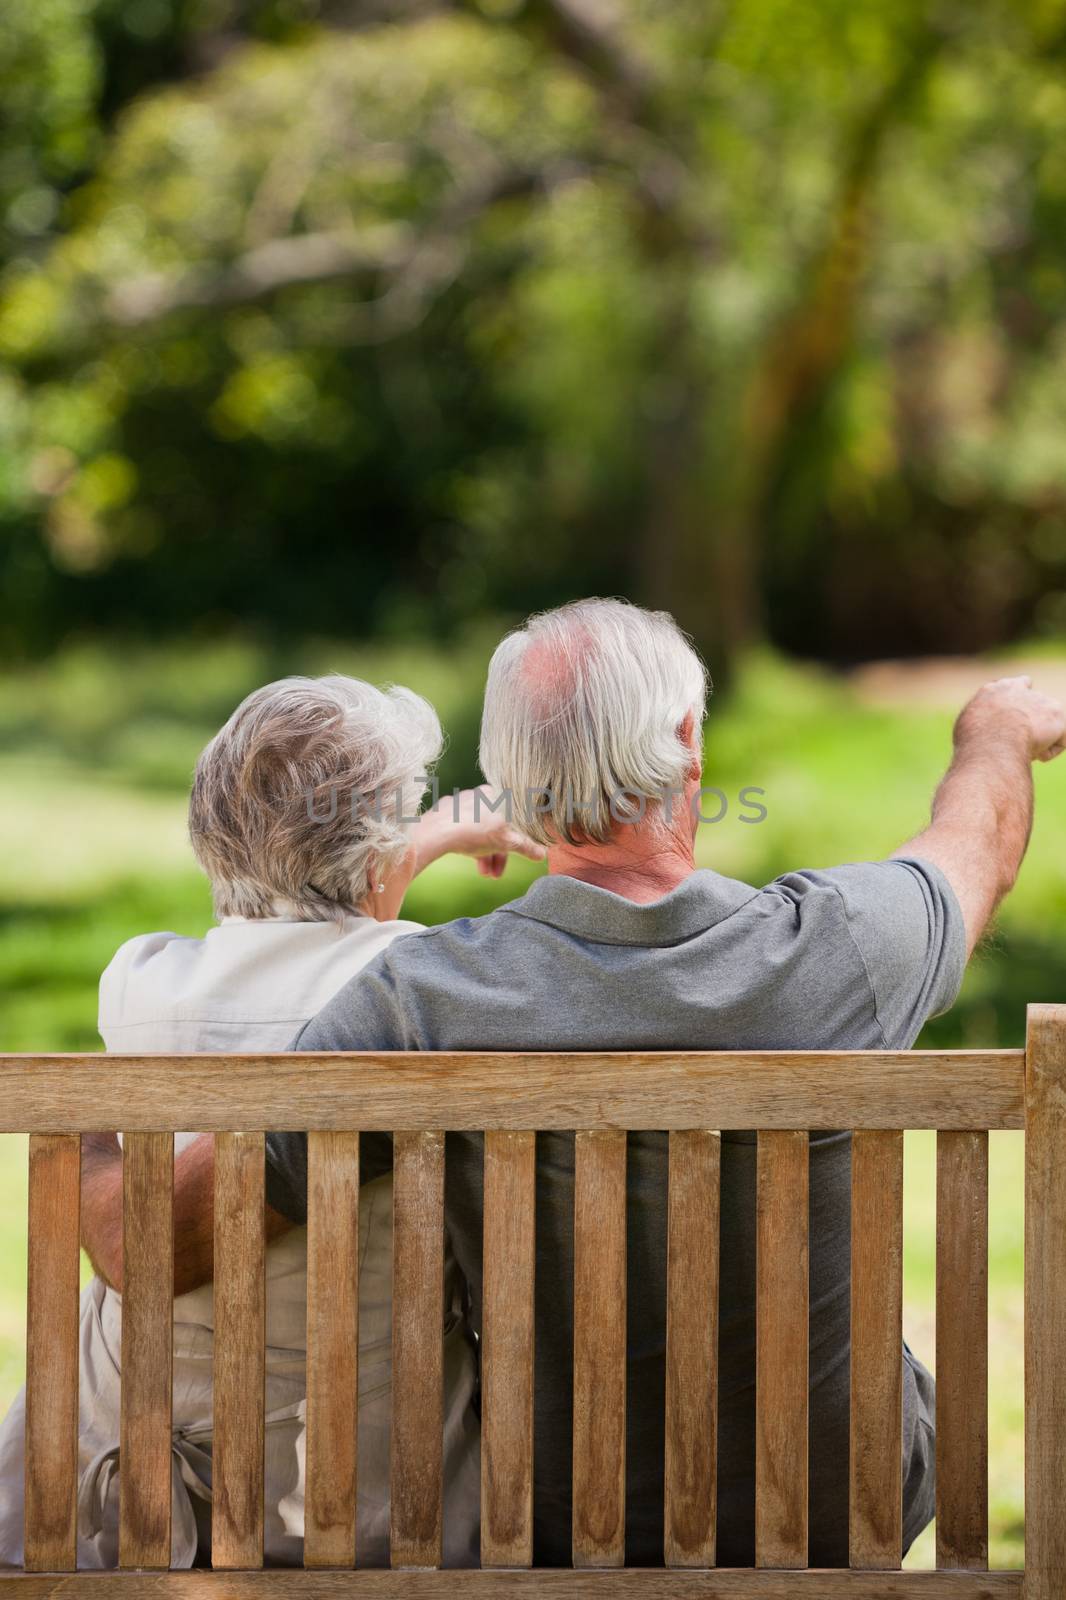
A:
[4,0,1066,674]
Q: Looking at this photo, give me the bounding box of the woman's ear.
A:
[359,854,387,919]
[366,845,418,922]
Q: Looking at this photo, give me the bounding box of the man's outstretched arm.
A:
[81,1131,292,1295]
[896,675,1066,958]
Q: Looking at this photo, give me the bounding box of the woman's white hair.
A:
[189,675,442,923]
[479,597,709,847]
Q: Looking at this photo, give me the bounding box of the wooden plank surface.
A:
[0,1049,1024,1133]
[23,1134,81,1573]
[572,1128,627,1569]
[391,1131,445,1570]
[1024,1004,1066,1600]
[936,1131,988,1571]
[481,1131,536,1569]
[755,1131,808,1570]
[849,1130,903,1568]
[305,1131,361,1569]
[119,1132,175,1569]
[0,1563,1026,1596]
[664,1129,721,1568]
[212,1132,265,1570]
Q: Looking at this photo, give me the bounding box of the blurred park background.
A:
[4,0,1066,1567]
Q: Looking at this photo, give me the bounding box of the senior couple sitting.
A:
[1,596,1064,1570]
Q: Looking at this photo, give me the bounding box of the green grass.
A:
[901,1131,1025,1569]
[0,634,1059,1568]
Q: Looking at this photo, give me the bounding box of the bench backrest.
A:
[2,1002,1065,1597]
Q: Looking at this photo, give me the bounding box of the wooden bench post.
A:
[664,1128,720,1569]
[572,1128,627,1569]
[755,1129,809,1569]
[849,1129,903,1568]
[391,1129,445,1570]
[1025,1004,1066,1600]
[119,1131,175,1569]
[481,1130,536,1569]
[212,1131,266,1570]
[23,1134,81,1573]
[936,1129,988,1571]
[305,1130,361,1568]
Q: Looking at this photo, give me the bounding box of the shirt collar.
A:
[500,869,759,947]
[220,902,370,926]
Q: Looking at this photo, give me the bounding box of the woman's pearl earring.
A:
[376,883,385,893]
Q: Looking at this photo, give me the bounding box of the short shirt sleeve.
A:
[816,857,967,1048]
[265,950,409,1224]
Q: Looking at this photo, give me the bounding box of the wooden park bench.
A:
[2,1002,1066,1597]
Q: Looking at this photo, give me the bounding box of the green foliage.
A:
[1,10,1056,1569]
[4,1,1066,662]
[0,0,100,246]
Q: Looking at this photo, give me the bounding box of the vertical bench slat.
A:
[755,1129,808,1569]
[119,1132,175,1569]
[212,1131,265,1570]
[305,1130,360,1569]
[572,1127,627,1569]
[936,1129,989,1571]
[1026,1004,1066,1600]
[391,1130,445,1569]
[24,1134,81,1573]
[481,1130,536,1569]
[849,1129,903,1568]
[664,1128,720,1568]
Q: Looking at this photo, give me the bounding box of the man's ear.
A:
[678,710,703,781]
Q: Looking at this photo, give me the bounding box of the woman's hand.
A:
[410,787,546,880]
[365,786,546,920]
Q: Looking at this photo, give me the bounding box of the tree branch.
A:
[515,0,656,117]
[103,165,546,329]
[465,0,710,244]
[105,229,408,325]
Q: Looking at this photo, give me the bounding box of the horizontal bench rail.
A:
[0,1568,1028,1595]
[0,1049,1025,1132]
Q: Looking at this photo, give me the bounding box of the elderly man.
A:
[84,598,1066,1565]
[263,600,1066,1563]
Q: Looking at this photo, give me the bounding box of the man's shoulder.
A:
[377,895,531,969]
[759,858,966,1043]
[756,858,943,911]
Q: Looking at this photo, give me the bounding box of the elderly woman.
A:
[0,674,542,1569]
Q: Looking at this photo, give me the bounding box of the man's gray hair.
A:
[189,675,441,922]
[479,598,708,846]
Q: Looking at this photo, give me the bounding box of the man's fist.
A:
[955,675,1066,763]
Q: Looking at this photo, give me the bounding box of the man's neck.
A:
[548,823,696,904]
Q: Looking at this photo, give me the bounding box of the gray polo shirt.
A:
[267,859,965,1567]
